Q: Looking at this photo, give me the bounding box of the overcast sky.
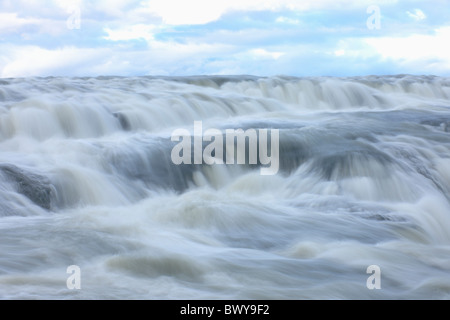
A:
[1,0,450,78]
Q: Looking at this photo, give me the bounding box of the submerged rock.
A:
[0,164,53,210]
[112,112,131,131]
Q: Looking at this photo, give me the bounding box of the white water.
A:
[0,75,450,299]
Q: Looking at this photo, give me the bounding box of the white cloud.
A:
[248,48,285,60]
[0,40,235,77]
[0,45,109,77]
[140,0,396,25]
[0,12,69,37]
[104,24,158,42]
[0,13,40,34]
[406,9,426,21]
[365,26,450,71]
[1,0,448,78]
[275,16,301,25]
[53,0,82,9]
[87,0,133,17]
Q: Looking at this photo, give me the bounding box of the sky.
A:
[1,0,450,78]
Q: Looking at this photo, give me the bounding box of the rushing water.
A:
[0,75,450,299]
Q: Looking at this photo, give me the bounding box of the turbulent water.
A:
[1,75,450,299]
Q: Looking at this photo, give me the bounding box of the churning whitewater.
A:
[1,75,450,299]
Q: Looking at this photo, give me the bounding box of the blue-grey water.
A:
[0,75,450,299]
